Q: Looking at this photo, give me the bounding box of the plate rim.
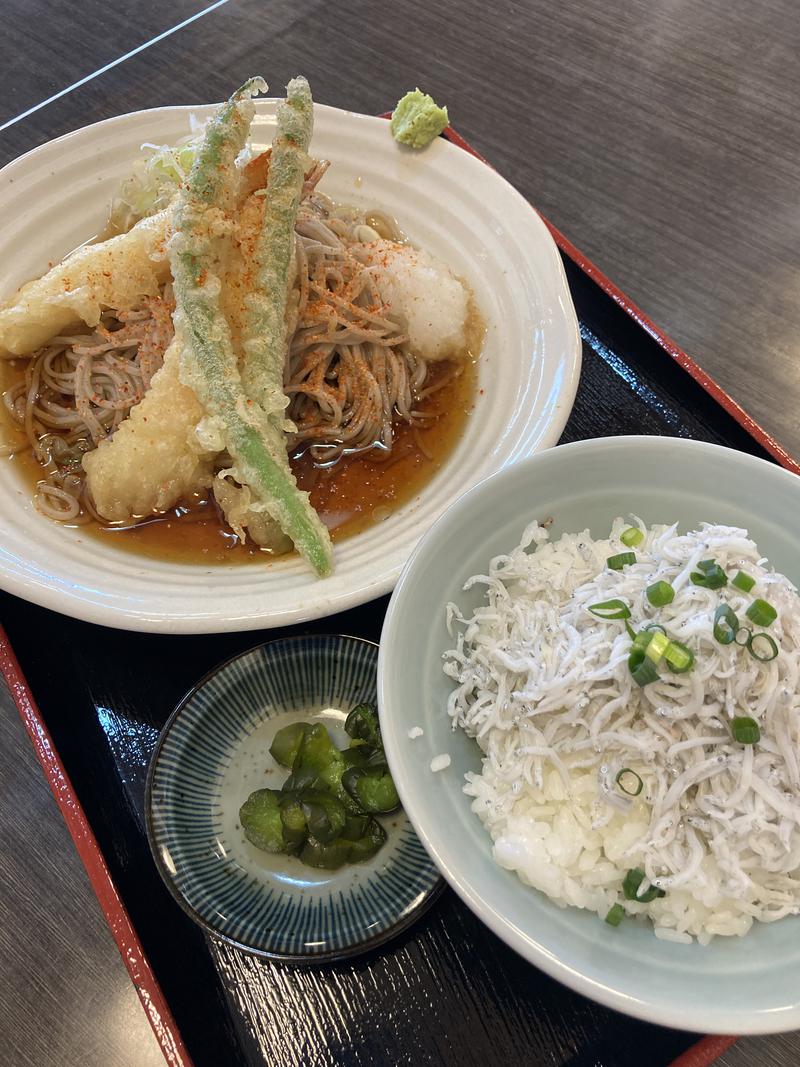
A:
[145,631,444,963]
[0,100,581,634]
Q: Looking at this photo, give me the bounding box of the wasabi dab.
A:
[390,89,449,149]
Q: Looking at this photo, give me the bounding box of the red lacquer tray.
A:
[4,121,792,1066]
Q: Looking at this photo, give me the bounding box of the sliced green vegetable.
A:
[605,904,625,926]
[293,723,342,775]
[608,552,636,570]
[346,818,387,862]
[299,789,347,844]
[342,764,400,814]
[616,768,643,797]
[170,78,333,577]
[731,716,760,744]
[588,600,631,620]
[732,570,755,593]
[646,580,674,607]
[632,630,655,653]
[621,526,644,547]
[278,793,308,850]
[690,560,728,589]
[269,722,311,768]
[713,604,738,645]
[239,789,286,854]
[645,631,670,663]
[300,836,352,870]
[344,703,382,748]
[292,723,362,814]
[734,626,753,646]
[629,647,659,687]
[282,763,322,793]
[623,867,665,903]
[748,632,779,662]
[745,599,777,627]
[664,640,694,673]
[342,814,371,841]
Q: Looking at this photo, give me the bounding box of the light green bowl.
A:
[378,436,800,1034]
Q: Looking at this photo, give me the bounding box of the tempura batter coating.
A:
[82,336,214,521]
[0,209,170,357]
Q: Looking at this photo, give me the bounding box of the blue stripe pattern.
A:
[148,635,440,958]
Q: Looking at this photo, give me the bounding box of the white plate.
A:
[0,101,580,633]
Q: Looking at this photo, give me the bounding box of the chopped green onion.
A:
[748,632,779,662]
[713,604,738,645]
[697,559,719,574]
[605,903,625,927]
[625,620,637,639]
[616,768,643,797]
[588,599,631,620]
[645,631,670,663]
[632,630,654,652]
[646,580,674,607]
[732,570,755,593]
[621,526,644,548]
[629,648,659,686]
[731,716,760,745]
[690,560,728,589]
[665,640,694,673]
[734,626,753,646]
[608,552,636,571]
[745,599,777,627]
[643,623,667,635]
[623,867,666,903]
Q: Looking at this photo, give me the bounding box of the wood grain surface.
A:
[0,687,164,1067]
[1,0,799,1063]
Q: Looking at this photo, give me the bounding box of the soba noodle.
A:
[2,193,457,522]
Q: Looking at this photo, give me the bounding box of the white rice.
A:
[443,518,800,942]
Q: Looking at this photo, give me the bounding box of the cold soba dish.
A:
[0,77,480,574]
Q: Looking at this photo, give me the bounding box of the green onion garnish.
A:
[608,552,636,571]
[734,626,752,646]
[643,623,667,635]
[731,716,760,745]
[713,604,738,645]
[632,630,654,652]
[665,640,694,673]
[629,648,659,686]
[690,560,728,589]
[748,632,779,662]
[621,526,644,548]
[623,868,666,903]
[646,631,670,663]
[745,598,777,627]
[646,580,674,607]
[625,620,637,639]
[732,570,755,593]
[616,768,643,797]
[588,600,631,620]
[605,903,625,926]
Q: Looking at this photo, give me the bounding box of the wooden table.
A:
[1,1,798,1063]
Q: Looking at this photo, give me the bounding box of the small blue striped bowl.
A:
[146,634,442,961]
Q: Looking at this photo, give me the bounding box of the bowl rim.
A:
[378,434,800,1032]
[145,632,443,964]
